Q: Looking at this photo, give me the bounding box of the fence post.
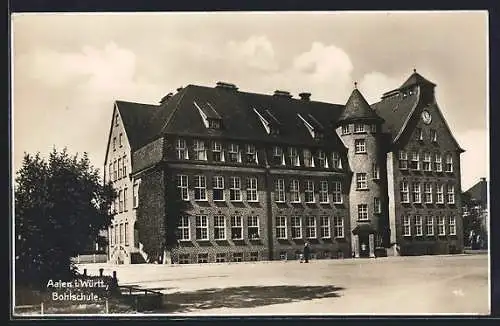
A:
[77,254,80,264]
[99,268,104,277]
[105,298,109,314]
[93,253,96,263]
[40,302,44,315]
[83,268,87,276]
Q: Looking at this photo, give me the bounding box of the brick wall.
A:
[133,137,165,173]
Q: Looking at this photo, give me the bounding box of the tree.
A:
[15,148,116,288]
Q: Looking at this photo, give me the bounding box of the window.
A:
[355,139,366,153]
[113,137,116,151]
[449,216,456,235]
[113,160,117,181]
[212,176,224,201]
[412,182,421,203]
[197,253,208,263]
[303,149,314,167]
[248,216,259,239]
[124,222,129,246]
[333,216,344,238]
[410,151,420,170]
[119,223,123,244]
[114,224,118,245]
[273,146,285,165]
[229,177,242,201]
[194,140,207,161]
[246,144,258,163]
[246,177,258,202]
[356,173,367,190]
[371,124,377,133]
[354,123,365,133]
[438,216,446,235]
[291,216,302,239]
[434,153,443,172]
[215,253,227,263]
[177,175,189,201]
[415,215,423,236]
[423,152,432,171]
[399,151,408,170]
[426,216,434,236]
[133,182,139,208]
[305,180,315,203]
[290,179,300,202]
[209,119,222,129]
[119,189,123,213]
[212,141,224,162]
[117,158,122,179]
[374,197,381,213]
[178,216,190,241]
[288,147,300,166]
[214,215,226,240]
[228,143,241,163]
[231,216,243,240]
[436,184,444,203]
[178,254,190,264]
[319,181,329,203]
[122,155,127,178]
[445,154,453,172]
[424,183,433,203]
[372,164,380,180]
[316,150,327,168]
[329,181,342,204]
[305,217,317,239]
[275,179,285,202]
[358,204,368,220]
[176,139,188,160]
[430,129,437,142]
[331,152,342,169]
[276,216,287,239]
[194,175,207,201]
[400,181,409,203]
[447,184,455,204]
[403,216,411,236]
[119,133,123,147]
[342,125,350,134]
[195,215,209,240]
[320,216,331,238]
[232,252,243,262]
[415,128,423,141]
[249,252,259,261]
[123,187,128,212]
[108,163,112,182]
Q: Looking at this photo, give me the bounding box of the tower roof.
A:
[337,84,384,124]
[399,69,436,89]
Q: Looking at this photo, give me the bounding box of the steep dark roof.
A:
[464,178,488,207]
[116,101,159,150]
[337,88,383,125]
[399,70,436,90]
[372,88,420,142]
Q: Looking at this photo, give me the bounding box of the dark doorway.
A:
[359,234,370,258]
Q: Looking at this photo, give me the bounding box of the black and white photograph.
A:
[11,11,490,316]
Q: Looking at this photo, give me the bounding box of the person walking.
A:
[303,242,311,263]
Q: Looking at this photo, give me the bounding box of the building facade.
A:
[462,177,488,249]
[103,70,465,264]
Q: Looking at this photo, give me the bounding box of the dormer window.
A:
[212,141,224,162]
[288,147,300,166]
[354,123,365,133]
[273,146,285,165]
[194,101,223,129]
[303,149,314,167]
[331,152,342,169]
[176,139,188,160]
[298,113,324,139]
[254,108,281,135]
[246,144,258,164]
[316,150,328,168]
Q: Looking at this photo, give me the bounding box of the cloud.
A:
[227,35,279,72]
[359,71,401,104]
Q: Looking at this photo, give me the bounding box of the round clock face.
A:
[421,110,432,124]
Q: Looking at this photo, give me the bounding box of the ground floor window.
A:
[178,254,190,264]
[232,252,243,262]
[249,252,259,261]
[215,253,227,263]
[197,253,209,263]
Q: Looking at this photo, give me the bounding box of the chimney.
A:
[299,92,311,101]
[215,81,238,91]
[273,90,292,98]
[159,92,173,104]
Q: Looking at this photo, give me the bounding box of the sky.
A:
[11,11,488,190]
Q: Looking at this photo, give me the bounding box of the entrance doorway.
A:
[359,234,370,258]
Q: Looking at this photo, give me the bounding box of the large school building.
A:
[104,70,464,264]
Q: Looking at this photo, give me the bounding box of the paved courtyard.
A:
[78,254,489,315]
